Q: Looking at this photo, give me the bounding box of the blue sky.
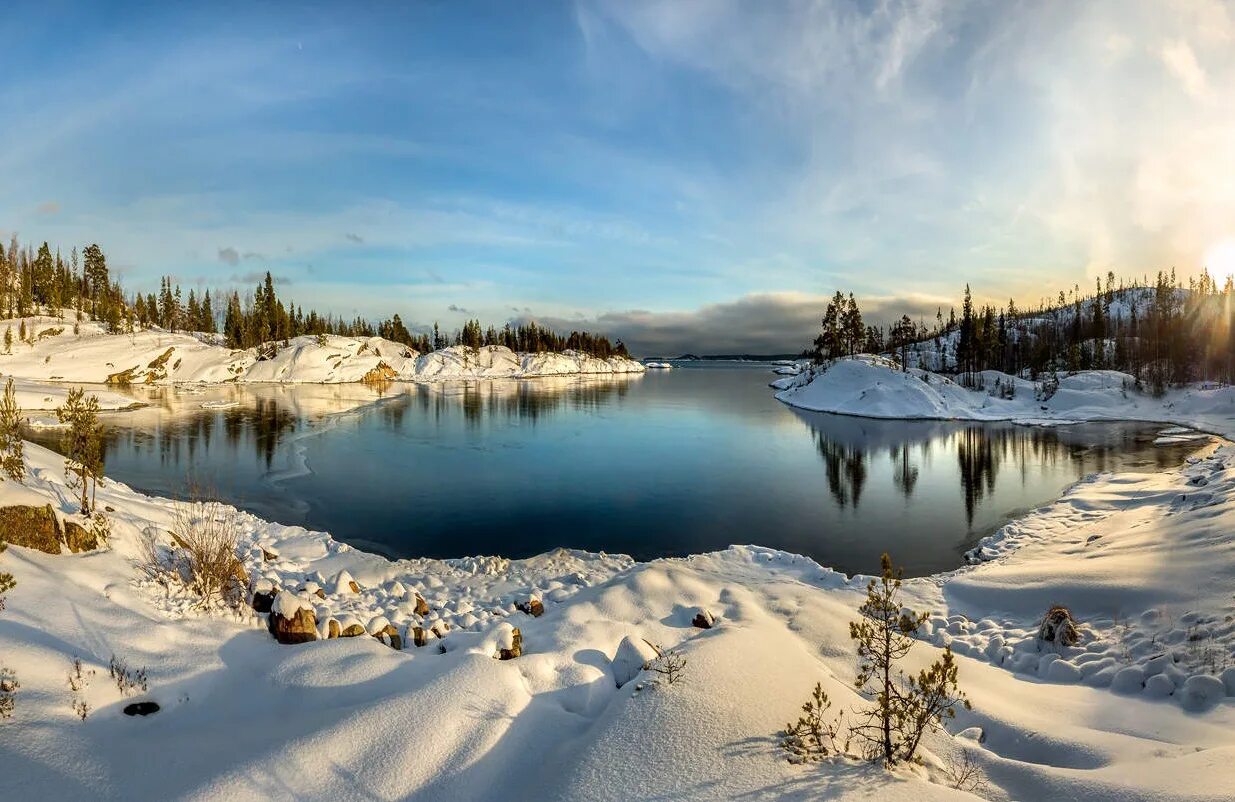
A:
[2,1,1233,354]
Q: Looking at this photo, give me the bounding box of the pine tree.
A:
[56,387,104,515]
[0,378,23,482]
[849,553,969,766]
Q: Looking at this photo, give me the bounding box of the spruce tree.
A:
[56,387,104,515]
[0,378,23,482]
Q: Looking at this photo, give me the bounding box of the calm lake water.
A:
[27,364,1208,576]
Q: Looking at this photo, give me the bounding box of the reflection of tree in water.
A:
[890,444,919,497]
[956,426,999,525]
[816,435,867,508]
[250,397,296,468]
[384,378,637,430]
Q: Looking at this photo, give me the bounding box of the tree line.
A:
[0,234,628,357]
[813,268,1235,393]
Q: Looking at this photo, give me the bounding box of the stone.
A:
[498,625,522,660]
[691,608,715,629]
[1144,673,1175,698]
[0,504,63,554]
[268,592,317,645]
[414,595,430,616]
[62,520,99,553]
[516,598,545,617]
[412,626,427,647]
[1037,605,1080,648]
[611,636,660,688]
[1179,674,1226,712]
[327,619,341,639]
[341,623,366,637]
[379,624,402,650]
[261,547,278,562]
[123,702,160,716]
[1111,666,1146,694]
[251,589,277,613]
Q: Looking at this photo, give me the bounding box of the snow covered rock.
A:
[337,615,365,637]
[1111,666,1146,694]
[268,592,317,645]
[611,636,659,688]
[1178,675,1226,711]
[496,624,522,660]
[515,598,544,617]
[250,579,278,613]
[61,520,100,553]
[413,594,430,616]
[330,570,360,595]
[1144,673,1175,698]
[1037,605,1080,648]
[690,607,715,629]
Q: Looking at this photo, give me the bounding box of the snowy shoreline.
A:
[774,354,1235,440]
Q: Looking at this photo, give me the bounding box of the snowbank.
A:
[777,354,1235,438]
[0,315,645,386]
[2,433,1234,800]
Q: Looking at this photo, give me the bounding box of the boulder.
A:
[261,547,279,562]
[251,589,277,613]
[267,592,317,645]
[414,595,430,616]
[339,617,366,638]
[0,504,63,554]
[612,636,660,688]
[690,607,715,629]
[496,624,522,660]
[412,626,427,647]
[1178,674,1226,712]
[516,598,545,617]
[62,520,99,553]
[331,570,360,595]
[1037,605,1080,648]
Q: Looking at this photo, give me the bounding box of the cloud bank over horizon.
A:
[1,1,1232,351]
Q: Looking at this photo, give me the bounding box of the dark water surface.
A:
[27,365,1208,576]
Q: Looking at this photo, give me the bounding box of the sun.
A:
[1205,237,1235,281]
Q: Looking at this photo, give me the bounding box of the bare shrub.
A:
[0,668,17,720]
[941,747,989,795]
[645,646,687,687]
[1037,605,1080,649]
[68,657,94,721]
[781,682,848,762]
[108,653,148,696]
[142,494,247,609]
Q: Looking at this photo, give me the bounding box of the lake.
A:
[25,364,1209,577]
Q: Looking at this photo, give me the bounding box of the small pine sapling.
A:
[0,378,25,482]
[781,682,848,762]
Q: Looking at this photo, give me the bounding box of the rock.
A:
[261,547,279,562]
[339,615,366,637]
[412,626,427,647]
[1144,673,1175,698]
[327,619,341,639]
[1111,666,1146,694]
[956,726,985,743]
[0,504,63,554]
[496,624,522,660]
[331,570,360,595]
[612,636,660,688]
[1179,674,1226,711]
[361,361,397,383]
[381,624,402,650]
[123,702,160,716]
[251,589,276,613]
[516,598,545,617]
[1044,659,1083,683]
[267,592,317,645]
[414,595,430,616]
[1144,653,1175,677]
[1222,667,1235,697]
[1037,605,1080,648]
[62,520,99,553]
[690,608,715,629]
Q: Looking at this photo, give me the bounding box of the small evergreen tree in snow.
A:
[0,378,24,481]
[2,326,10,354]
[849,553,969,766]
[56,387,104,515]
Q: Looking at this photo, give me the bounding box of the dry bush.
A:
[141,494,247,610]
[108,653,149,696]
[941,747,990,796]
[646,646,687,687]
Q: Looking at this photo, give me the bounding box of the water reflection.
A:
[21,369,1211,577]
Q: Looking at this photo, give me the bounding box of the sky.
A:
[2,0,1234,355]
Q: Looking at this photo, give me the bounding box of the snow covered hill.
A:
[775,355,1235,437]
[1,429,1234,800]
[0,315,645,386]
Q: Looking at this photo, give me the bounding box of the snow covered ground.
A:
[0,314,644,386]
[775,355,1235,438]
[2,419,1234,799]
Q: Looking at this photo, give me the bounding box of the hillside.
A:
[0,315,645,386]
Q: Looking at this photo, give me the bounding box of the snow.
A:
[778,354,1235,438]
[2,372,1235,798]
[0,314,645,386]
